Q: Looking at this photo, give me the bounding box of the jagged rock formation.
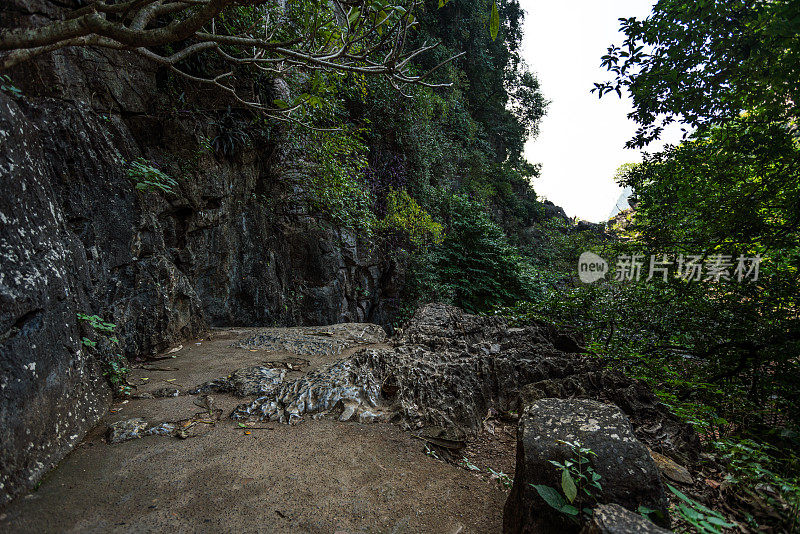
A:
[230,304,699,467]
[196,367,288,397]
[503,399,670,533]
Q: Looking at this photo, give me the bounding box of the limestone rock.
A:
[581,504,672,534]
[231,304,700,483]
[234,323,386,356]
[503,398,670,534]
[107,418,149,444]
[649,449,693,485]
[196,367,287,397]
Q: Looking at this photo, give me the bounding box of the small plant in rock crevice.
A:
[460,456,481,471]
[531,440,602,523]
[125,157,179,194]
[77,312,130,396]
[209,107,251,158]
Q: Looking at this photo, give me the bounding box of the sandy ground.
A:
[1,328,512,534]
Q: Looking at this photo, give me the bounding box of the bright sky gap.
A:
[520,0,683,223]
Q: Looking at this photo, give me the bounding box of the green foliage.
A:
[126,158,179,194]
[620,122,800,254]
[406,192,538,313]
[713,438,800,531]
[77,313,130,396]
[667,484,733,534]
[295,125,375,233]
[377,188,444,248]
[531,441,602,523]
[76,313,116,333]
[487,467,513,489]
[532,484,579,518]
[103,355,131,395]
[595,0,800,148]
[459,457,480,471]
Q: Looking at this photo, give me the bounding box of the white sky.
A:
[519,0,682,222]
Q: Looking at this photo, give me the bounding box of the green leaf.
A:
[531,484,566,511]
[678,503,702,521]
[562,505,579,516]
[489,1,499,41]
[561,470,578,503]
[706,516,734,527]
[667,484,716,515]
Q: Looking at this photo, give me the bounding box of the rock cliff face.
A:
[0,0,393,504]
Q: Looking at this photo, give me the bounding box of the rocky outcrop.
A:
[217,306,693,532]
[230,305,698,463]
[230,303,597,427]
[503,398,670,533]
[580,504,671,534]
[515,370,700,466]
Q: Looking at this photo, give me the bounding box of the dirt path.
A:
[1,327,511,533]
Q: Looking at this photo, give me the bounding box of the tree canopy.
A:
[0,0,461,123]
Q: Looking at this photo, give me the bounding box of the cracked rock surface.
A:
[231,303,699,468]
[195,366,287,397]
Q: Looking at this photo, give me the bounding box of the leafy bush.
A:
[376,188,443,248]
[404,192,538,313]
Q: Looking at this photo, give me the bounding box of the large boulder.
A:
[515,371,701,466]
[503,398,670,533]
